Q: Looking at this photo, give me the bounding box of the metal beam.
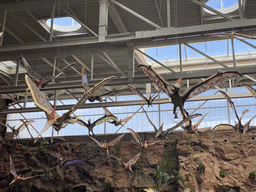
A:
[236,38,256,49]
[9,11,46,42]
[49,1,56,41]
[0,10,7,46]
[167,0,171,28]
[0,66,254,94]
[184,42,228,69]
[135,48,175,73]
[244,75,256,83]
[91,54,94,80]
[153,0,164,27]
[98,0,109,42]
[60,57,81,75]
[0,92,254,114]
[1,18,256,53]
[97,52,126,77]
[41,57,70,77]
[0,23,25,44]
[14,59,20,86]
[188,0,234,21]
[110,0,162,29]
[0,74,11,86]
[63,8,98,37]
[71,55,92,74]
[231,37,236,67]
[179,43,182,72]
[127,46,134,82]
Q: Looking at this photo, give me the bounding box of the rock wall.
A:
[0,130,256,192]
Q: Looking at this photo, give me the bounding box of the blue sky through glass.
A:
[206,0,238,9]
[48,17,79,26]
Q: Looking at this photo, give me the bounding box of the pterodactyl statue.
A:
[9,155,40,185]
[7,120,35,139]
[126,128,158,148]
[89,133,125,156]
[83,115,119,136]
[128,85,160,107]
[102,107,133,126]
[81,66,130,102]
[212,89,256,134]
[139,64,242,119]
[25,74,115,142]
[171,112,210,135]
[110,152,141,173]
[21,54,76,88]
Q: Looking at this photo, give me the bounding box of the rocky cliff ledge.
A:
[0,130,256,192]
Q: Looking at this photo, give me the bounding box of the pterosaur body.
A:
[83,115,119,136]
[110,152,141,172]
[25,74,115,141]
[7,120,35,138]
[21,55,76,88]
[102,107,133,126]
[89,133,125,156]
[139,64,242,119]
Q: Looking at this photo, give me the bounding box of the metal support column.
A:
[179,43,182,73]
[167,0,171,28]
[14,59,20,86]
[51,90,58,143]
[231,37,236,67]
[91,54,94,80]
[49,1,56,41]
[99,0,109,42]
[128,46,135,83]
[0,10,7,46]
[24,89,28,108]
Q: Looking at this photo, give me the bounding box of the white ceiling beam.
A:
[184,42,228,69]
[167,0,171,28]
[9,11,46,42]
[135,48,175,73]
[110,0,162,29]
[188,0,234,21]
[0,10,7,46]
[98,0,109,42]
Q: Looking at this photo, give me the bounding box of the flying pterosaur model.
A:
[81,66,130,102]
[25,74,115,141]
[139,64,242,119]
[83,115,119,136]
[102,107,133,126]
[128,85,160,106]
[21,54,76,88]
[9,155,40,185]
[7,120,35,139]
[126,128,158,148]
[212,89,256,134]
[89,133,125,156]
[110,152,141,172]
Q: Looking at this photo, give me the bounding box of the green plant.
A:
[198,162,205,173]
[220,170,226,177]
[249,171,256,180]
[113,141,121,191]
[222,185,235,192]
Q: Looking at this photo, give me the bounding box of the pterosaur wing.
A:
[218,89,240,122]
[128,85,148,101]
[10,156,17,177]
[243,115,256,134]
[89,136,104,147]
[242,84,256,99]
[121,115,133,124]
[41,62,77,88]
[18,120,35,133]
[182,71,242,102]
[21,55,46,84]
[138,64,173,97]
[25,75,53,116]
[94,115,118,126]
[239,109,249,122]
[127,152,141,165]
[212,124,236,132]
[193,111,210,129]
[126,128,142,146]
[81,66,90,91]
[108,133,125,146]
[141,105,158,132]
[102,107,113,116]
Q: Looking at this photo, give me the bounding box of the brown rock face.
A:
[1,130,256,191]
